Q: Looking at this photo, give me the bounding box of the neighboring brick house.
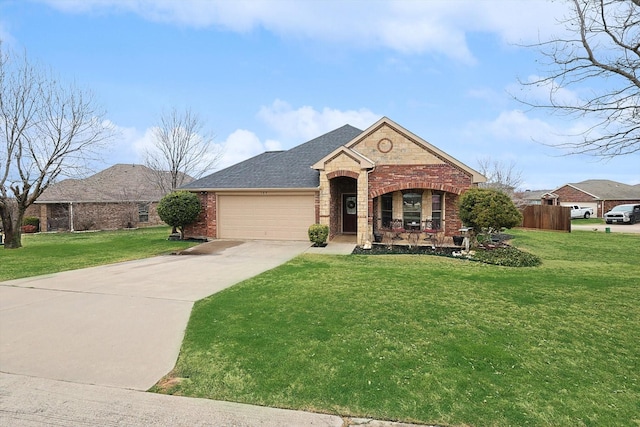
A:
[549,180,640,217]
[29,164,191,231]
[518,189,558,206]
[182,117,486,245]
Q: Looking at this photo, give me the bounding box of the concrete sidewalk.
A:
[0,372,344,427]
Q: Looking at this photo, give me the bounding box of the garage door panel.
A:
[218,195,315,240]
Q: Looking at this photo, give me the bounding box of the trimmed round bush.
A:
[157,191,201,239]
[308,224,329,246]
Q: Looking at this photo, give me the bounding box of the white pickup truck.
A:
[570,205,594,219]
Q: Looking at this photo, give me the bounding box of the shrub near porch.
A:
[157,230,640,427]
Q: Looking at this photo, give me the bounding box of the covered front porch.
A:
[324,176,465,246]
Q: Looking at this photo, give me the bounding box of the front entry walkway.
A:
[330,234,357,243]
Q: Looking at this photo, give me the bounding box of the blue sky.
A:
[1,0,638,190]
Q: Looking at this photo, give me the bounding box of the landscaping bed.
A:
[351,233,541,267]
[352,244,459,256]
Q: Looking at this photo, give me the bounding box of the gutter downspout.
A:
[69,202,75,232]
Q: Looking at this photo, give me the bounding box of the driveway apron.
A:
[0,240,310,391]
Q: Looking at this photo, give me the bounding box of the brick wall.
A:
[368,164,472,197]
[367,164,473,236]
[554,185,597,204]
[183,192,216,239]
[32,201,164,232]
[603,200,640,215]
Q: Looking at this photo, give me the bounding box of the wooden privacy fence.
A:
[520,205,571,232]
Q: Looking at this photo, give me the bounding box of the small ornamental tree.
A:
[156,191,201,240]
[458,188,522,244]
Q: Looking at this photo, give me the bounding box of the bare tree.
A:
[0,46,114,249]
[143,107,222,194]
[518,0,640,157]
[476,157,524,194]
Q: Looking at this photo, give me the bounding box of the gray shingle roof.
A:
[182,124,363,189]
[565,179,640,200]
[36,164,190,203]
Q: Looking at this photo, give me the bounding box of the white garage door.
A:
[218,193,316,240]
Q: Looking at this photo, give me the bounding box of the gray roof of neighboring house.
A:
[520,189,555,200]
[36,164,191,203]
[182,124,363,190]
[563,179,640,200]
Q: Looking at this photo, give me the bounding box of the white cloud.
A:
[481,110,558,142]
[258,99,380,141]
[216,129,281,170]
[101,98,378,174]
[0,21,17,48]
[509,75,584,109]
[37,0,572,63]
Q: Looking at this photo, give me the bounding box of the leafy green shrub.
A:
[157,191,201,239]
[472,246,541,267]
[308,224,329,246]
[458,188,522,238]
[22,216,40,227]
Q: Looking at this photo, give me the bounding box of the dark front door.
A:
[343,194,357,233]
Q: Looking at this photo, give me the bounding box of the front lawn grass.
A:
[571,217,604,225]
[0,227,197,281]
[157,229,640,426]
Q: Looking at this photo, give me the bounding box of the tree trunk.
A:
[0,206,23,249]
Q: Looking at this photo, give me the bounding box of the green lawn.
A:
[571,217,604,225]
[0,227,197,281]
[156,229,640,427]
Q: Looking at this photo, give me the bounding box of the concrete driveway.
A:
[0,240,310,390]
[571,222,640,233]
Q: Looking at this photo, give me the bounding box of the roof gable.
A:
[346,117,486,183]
[311,146,375,171]
[555,179,640,200]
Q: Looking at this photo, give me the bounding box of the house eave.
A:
[35,199,158,204]
[311,146,376,170]
[185,187,320,193]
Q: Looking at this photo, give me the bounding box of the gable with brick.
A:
[552,180,640,217]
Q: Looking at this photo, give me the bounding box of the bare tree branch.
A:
[476,157,524,194]
[0,46,115,248]
[143,107,222,194]
[517,0,640,157]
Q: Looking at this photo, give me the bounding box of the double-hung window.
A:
[403,192,422,228]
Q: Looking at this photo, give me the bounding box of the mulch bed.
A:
[352,244,460,256]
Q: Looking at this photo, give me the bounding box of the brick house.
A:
[29,164,190,231]
[547,180,640,217]
[182,117,485,245]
